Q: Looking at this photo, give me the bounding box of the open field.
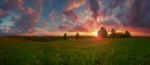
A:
[0,37,150,65]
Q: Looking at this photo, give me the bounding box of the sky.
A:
[0,0,150,36]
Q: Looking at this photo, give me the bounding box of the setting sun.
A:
[91,32,98,36]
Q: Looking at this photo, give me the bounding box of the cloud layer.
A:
[0,0,150,36]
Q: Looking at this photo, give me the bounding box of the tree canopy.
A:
[98,27,108,38]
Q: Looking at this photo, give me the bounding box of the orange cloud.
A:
[63,0,85,22]
[65,0,85,11]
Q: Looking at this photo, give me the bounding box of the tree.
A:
[98,27,108,38]
[110,28,116,38]
[63,32,67,40]
[124,31,131,38]
[76,32,80,39]
[111,28,116,34]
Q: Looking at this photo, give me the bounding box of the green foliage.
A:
[98,27,108,38]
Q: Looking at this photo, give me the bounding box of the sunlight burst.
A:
[91,32,98,36]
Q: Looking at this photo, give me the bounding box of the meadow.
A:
[0,36,150,65]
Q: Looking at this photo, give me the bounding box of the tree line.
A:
[63,27,131,39]
[63,32,80,40]
[98,27,131,38]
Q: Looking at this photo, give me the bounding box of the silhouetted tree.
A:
[110,28,116,38]
[111,28,116,34]
[63,32,67,40]
[76,32,80,39]
[98,27,108,38]
[124,31,131,38]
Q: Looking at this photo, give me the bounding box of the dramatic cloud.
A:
[63,10,80,22]
[88,0,100,19]
[0,0,150,36]
[65,0,85,11]
[128,0,150,28]
[12,7,40,34]
[63,0,85,22]
[0,9,8,17]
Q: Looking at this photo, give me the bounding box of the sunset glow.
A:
[91,32,98,36]
[0,0,150,36]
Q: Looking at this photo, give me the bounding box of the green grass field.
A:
[0,37,150,65]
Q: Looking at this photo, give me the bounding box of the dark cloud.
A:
[88,0,100,19]
[60,0,101,32]
[0,0,10,10]
[110,0,126,8]
[59,18,100,32]
[0,0,25,18]
[63,0,85,22]
[11,7,40,34]
[0,9,9,17]
[0,0,10,17]
[63,11,79,22]
[128,0,150,28]
[0,29,15,36]
[0,0,42,35]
